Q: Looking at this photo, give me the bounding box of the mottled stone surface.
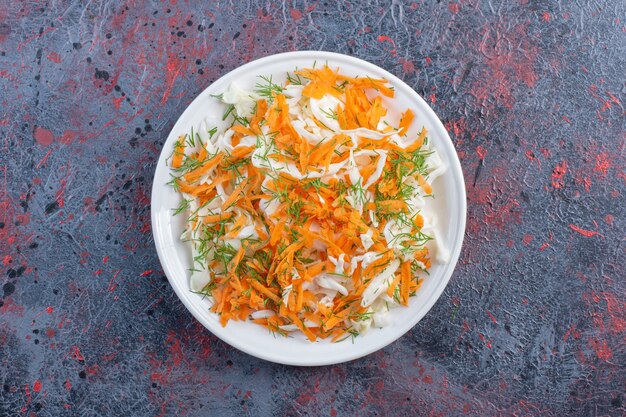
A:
[0,1,624,416]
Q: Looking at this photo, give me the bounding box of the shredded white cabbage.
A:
[173,69,448,340]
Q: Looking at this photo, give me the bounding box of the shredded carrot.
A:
[167,64,437,341]
[171,135,185,168]
[400,261,411,306]
[184,153,224,183]
[202,212,235,224]
[416,173,433,195]
[405,127,428,152]
[386,273,402,298]
[221,178,248,210]
[248,279,281,304]
[398,109,414,136]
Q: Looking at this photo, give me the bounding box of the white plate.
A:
[151,51,466,366]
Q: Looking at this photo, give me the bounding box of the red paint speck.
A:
[448,2,460,14]
[522,234,534,245]
[377,35,395,46]
[525,149,540,168]
[604,214,614,224]
[594,153,611,177]
[423,375,433,384]
[161,54,182,105]
[140,269,156,276]
[563,324,581,342]
[70,345,85,361]
[290,8,302,20]
[551,161,568,189]
[589,338,613,361]
[569,224,603,238]
[46,306,54,314]
[603,292,626,333]
[400,58,415,74]
[486,309,498,324]
[64,380,71,391]
[59,130,78,145]
[541,12,551,22]
[112,96,124,110]
[33,380,42,393]
[34,127,54,146]
[47,51,62,63]
[478,333,493,348]
[476,145,487,159]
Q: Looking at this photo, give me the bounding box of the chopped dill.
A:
[286,71,303,85]
[255,75,283,101]
[172,198,192,216]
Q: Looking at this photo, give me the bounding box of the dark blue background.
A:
[0,1,624,416]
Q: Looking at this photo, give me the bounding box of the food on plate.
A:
[167,64,447,342]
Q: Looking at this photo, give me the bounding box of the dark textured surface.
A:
[1,1,624,416]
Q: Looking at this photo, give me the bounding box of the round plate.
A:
[151,51,466,366]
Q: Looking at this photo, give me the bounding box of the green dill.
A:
[307,178,328,193]
[333,80,348,93]
[372,257,392,273]
[186,126,196,148]
[288,226,302,241]
[326,271,350,279]
[222,103,250,126]
[255,75,283,101]
[223,156,251,178]
[268,322,288,338]
[411,259,429,273]
[186,197,219,225]
[349,311,374,322]
[335,328,360,343]
[393,284,402,304]
[190,280,218,299]
[172,198,192,216]
[307,137,328,156]
[314,117,332,131]
[286,71,303,85]
[286,200,304,224]
[171,155,205,174]
[212,242,238,271]
[349,179,368,207]
[166,174,180,191]
[247,267,264,282]
[320,108,338,120]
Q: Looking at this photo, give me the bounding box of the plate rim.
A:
[151,50,467,366]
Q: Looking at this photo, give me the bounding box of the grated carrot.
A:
[167,64,437,342]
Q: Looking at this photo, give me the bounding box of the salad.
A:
[168,64,448,342]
